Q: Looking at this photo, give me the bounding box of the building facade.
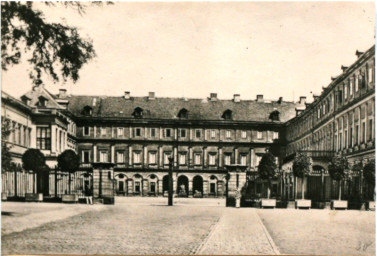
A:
[1,45,375,201]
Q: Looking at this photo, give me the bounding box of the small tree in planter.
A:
[258,151,278,208]
[292,152,312,209]
[57,149,80,194]
[363,160,375,209]
[22,149,46,201]
[328,154,350,209]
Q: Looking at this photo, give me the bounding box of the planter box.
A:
[368,201,375,211]
[261,199,276,208]
[2,193,8,201]
[331,200,348,210]
[25,193,43,202]
[295,199,312,209]
[62,194,79,203]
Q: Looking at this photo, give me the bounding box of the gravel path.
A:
[198,208,278,255]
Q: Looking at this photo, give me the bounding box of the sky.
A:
[1,1,375,103]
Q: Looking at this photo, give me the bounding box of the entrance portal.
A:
[193,175,203,197]
[177,175,189,197]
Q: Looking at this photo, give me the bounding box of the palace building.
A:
[1,45,375,202]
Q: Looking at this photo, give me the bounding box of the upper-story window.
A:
[241,130,247,139]
[99,151,108,162]
[210,130,216,139]
[224,154,231,166]
[37,96,48,107]
[273,131,279,140]
[194,153,201,165]
[344,83,348,99]
[240,154,247,166]
[368,65,374,83]
[355,75,359,92]
[177,108,188,119]
[100,127,106,136]
[165,128,172,138]
[179,153,186,165]
[116,151,124,163]
[83,126,90,136]
[149,151,157,165]
[117,127,124,137]
[180,129,186,138]
[209,153,216,166]
[82,150,90,163]
[222,109,233,120]
[226,130,231,139]
[36,126,51,150]
[164,152,171,165]
[134,128,142,137]
[132,107,143,118]
[349,79,353,96]
[257,131,263,139]
[133,151,141,164]
[269,110,280,121]
[150,128,156,138]
[195,129,201,138]
[82,105,93,116]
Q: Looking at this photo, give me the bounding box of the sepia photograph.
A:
[1,1,375,255]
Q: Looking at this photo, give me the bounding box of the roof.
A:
[22,85,63,109]
[64,95,300,122]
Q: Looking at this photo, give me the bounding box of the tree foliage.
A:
[292,152,312,178]
[1,1,98,86]
[57,149,79,173]
[328,155,350,181]
[258,152,278,181]
[22,148,46,173]
[1,118,13,172]
[363,160,375,186]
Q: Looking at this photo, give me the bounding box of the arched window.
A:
[269,110,280,121]
[82,105,93,116]
[222,109,233,120]
[132,107,143,118]
[177,108,188,119]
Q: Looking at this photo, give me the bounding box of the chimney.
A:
[295,108,304,116]
[299,96,306,105]
[313,94,319,101]
[124,91,130,100]
[256,94,264,102]
[210,93,217,101]
[58,88,67,98]
[331,76,337,81]
[148,92,155,100]
[356,50,364,58]
[341,65,348,72]
[277,97,283,104]
[233,94,240,102]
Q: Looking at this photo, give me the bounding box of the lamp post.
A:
[168,156,174,206]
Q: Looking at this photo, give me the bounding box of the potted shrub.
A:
[258,151,278,208]
[292,152,313,209]
[328,154,350,210]
[22,149,46,202]
[58,150,80,203]
[363,160,375,210]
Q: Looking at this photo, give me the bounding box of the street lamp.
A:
[168,156,174,206]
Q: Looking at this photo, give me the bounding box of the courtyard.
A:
[2,197,375,255]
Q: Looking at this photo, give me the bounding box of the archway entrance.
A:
[193,175,203,197]
[177,175,189,197]
[162,175,169,195]
[307,165,326,201]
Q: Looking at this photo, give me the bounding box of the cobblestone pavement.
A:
[257,209,375,255]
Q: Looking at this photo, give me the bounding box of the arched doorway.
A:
[115,173,127,196]
[209,175,218,196]
[148,174,158,196]
[177,175,189,197]
[193,175,203,197]
[162,175,169,196]
[307,165,326,201]
[133,174,143,196]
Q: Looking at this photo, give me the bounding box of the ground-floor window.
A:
[210,183,216,194]
[150,182,156,193]
[135,181,141,193]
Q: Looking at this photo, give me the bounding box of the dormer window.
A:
[222,109,233,120]
[133,107,143,118]
[37,96,48,107]
[82,105,93,116]
[269,110,280,121]
[21,95,31,106]
[178,108,188,119]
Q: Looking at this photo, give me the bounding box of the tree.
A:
[258,152,278,199]
[1,118,13,172]
[363,160,375,201]
[57,149,80,194]
[1,2,101,86]
[292,152,312,199]
[22,148,46,194]
[328,155,350,200]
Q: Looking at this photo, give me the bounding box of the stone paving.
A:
[1,197,375,255]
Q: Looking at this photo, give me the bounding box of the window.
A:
[82,106,92,116]
[222,109,232,120]
[133,151,141,164]
[350,80,353,96]
[134,128,142,137]
[210,130,216,139]
[226,130,231,139]
[150,182,156,193]
[273,132,279,139]
[339,133,343,149]
[99,151,108,162]
[241,131,247,139]
[368,66,373,83]
[165,128,172,138]
[117,128,124,137]
[349,128,353,147]
[224,154,231,166]
[209,154,216,166]
[240,155,247,166]
[355,76,359,91]
[344,84,348,99]
[344,131,348,149]
[134,181,141,192]
[164,152,171,165]
[355,125,359,145]
[36,127,51,150]
[256,155,262,166]
[150,128,156,138]
[83,126,90,136]
[269,110,280,121]
[133,107,143,118]
[178,108,188,119]
[195,129,201,138]
[82,151,90,163]
[369,119,373,141]
[149,152,156,164]
[194,153,201,165]
[210,183,216,194]
[362,122,366,143]
[180,129,187,138]
[257,131,263,139]
[179,153,186,165]
[116,151,124,163]
[100,127,106,136]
